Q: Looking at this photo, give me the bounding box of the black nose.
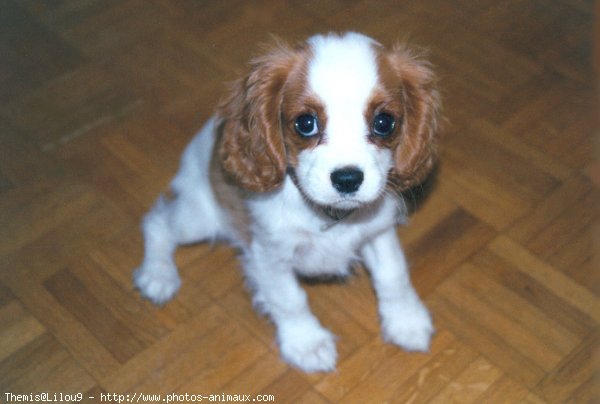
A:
[330,167,364,194]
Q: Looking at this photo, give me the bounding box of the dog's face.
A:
[218,32,441,209]
[281,34,395,210]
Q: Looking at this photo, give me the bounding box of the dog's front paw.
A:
[278,320,337,373]
[133,262,181,305]
[381,299,434,352]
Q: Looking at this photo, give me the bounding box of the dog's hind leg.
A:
[133,196,183,305]
[133,118,226,305]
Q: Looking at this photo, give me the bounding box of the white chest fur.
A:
[246,177,403,277]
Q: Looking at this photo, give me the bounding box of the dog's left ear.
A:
[218,40,301,193]
[386,45,442,190]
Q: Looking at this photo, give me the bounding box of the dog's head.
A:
[218,32,441,210]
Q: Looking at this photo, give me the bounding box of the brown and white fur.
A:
[134,32,441,373]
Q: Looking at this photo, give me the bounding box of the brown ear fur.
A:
[387,45,442,191]
[217,41,301,193]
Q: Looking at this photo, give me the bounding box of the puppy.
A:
[134,32,441,373]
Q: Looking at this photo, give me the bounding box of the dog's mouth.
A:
[287,166,385,229]
[327,197,364,211]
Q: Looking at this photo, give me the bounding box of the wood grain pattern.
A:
[0,0,597,402]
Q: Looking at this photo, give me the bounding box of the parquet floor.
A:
[1,0,598,402]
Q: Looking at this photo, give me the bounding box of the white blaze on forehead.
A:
[307,32,380,120]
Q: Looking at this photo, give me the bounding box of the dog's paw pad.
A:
[279,325,337,373]
[133,263,181,305]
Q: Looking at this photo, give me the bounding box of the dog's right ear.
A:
[218,40,302,193]
[385,44,442,191]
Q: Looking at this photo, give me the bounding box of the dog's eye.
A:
[372,113,396,137]
[295,114,319,137]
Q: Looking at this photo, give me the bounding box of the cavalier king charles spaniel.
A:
[134,32,441,372]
